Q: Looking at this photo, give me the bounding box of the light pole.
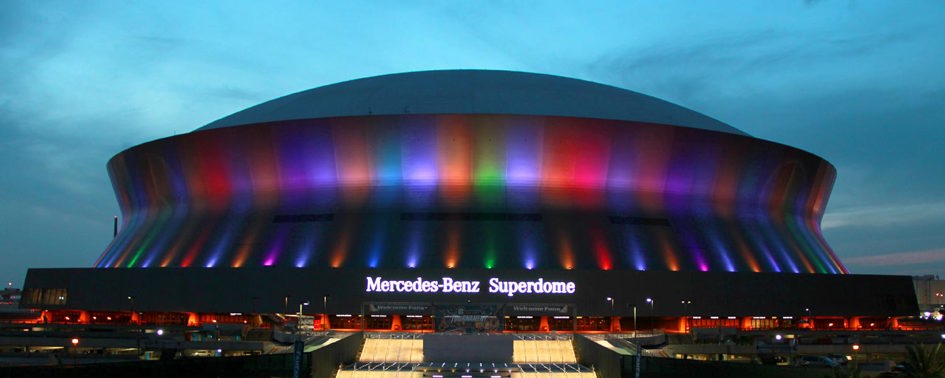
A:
[71,337,79,367]
[646,298,654,331]
[606,297,615,333]
[681,300,691,332]
[127,296,135,324]
[294,301,309,378]
[805,307,812,330]
[127,295,141,355]
[299,301,310,318]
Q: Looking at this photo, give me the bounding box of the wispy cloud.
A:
[844,249,945,267]
[823,202,945,230]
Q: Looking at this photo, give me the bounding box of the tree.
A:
[902,343,945,378]
[828,364,862,378]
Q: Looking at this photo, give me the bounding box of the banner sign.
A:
[367,303,433,314]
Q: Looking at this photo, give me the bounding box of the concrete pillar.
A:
[540,316,551,332]
[391,315,402,331]
[608,316,620,333]
[321,314,331,330]
[847,317,862,330]
[186,312,199,327]
[740,317,752,331]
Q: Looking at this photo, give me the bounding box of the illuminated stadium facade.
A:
[21,70,916,333]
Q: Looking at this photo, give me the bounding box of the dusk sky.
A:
[2,1,944,285]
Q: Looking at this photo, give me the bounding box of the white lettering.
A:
[367,276,573,296]
[487,277,577,297]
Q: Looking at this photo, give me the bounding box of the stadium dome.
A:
[96,70,846,274]
[199,70,746,136]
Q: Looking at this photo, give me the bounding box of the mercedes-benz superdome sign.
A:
[365,276,576,297]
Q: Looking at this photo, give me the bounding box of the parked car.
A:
[795,355,841,368]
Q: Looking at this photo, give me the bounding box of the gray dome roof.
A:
[199,69,747,136]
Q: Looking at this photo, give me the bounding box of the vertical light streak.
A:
[437,115,472,205]
[444,223,460,269]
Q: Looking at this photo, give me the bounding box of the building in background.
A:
[19,70,917,333]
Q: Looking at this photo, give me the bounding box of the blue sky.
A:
[2,1,944,285]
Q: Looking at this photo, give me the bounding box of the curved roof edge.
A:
[199,69,748,136]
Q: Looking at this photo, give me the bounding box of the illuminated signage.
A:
[365,276,576,297]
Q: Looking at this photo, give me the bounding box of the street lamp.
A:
[127,295,141,354]
[127,296,135,324]
[71,338,79,367]
[293,301,309,378]
[606,297,615,333]
[681,300,692,332]
[805,307,812,330]
[646,298,654,331]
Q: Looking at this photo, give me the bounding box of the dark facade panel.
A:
[22,268,917,317]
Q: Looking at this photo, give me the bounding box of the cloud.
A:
[823,202,945,230]
[844,249,945,267]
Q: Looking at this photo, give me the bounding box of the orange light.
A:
[330,222,352,268]
[852,344,860,351]
[559,234,574,270]
[71,338,79,346]
[444,227,459,269]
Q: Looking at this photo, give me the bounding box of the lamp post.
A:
[606,297,615,333]
[646,298,654,331]
[294,301,309,378]
[127,295,141,356]
[299,301,310,318]
[681,300,692,332]
[805,307,812,330]
[127,296,135,324]
[71,337,79,367]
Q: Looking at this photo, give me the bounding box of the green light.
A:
[483,226,497,269]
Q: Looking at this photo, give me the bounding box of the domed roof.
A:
[199,69,747,136]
